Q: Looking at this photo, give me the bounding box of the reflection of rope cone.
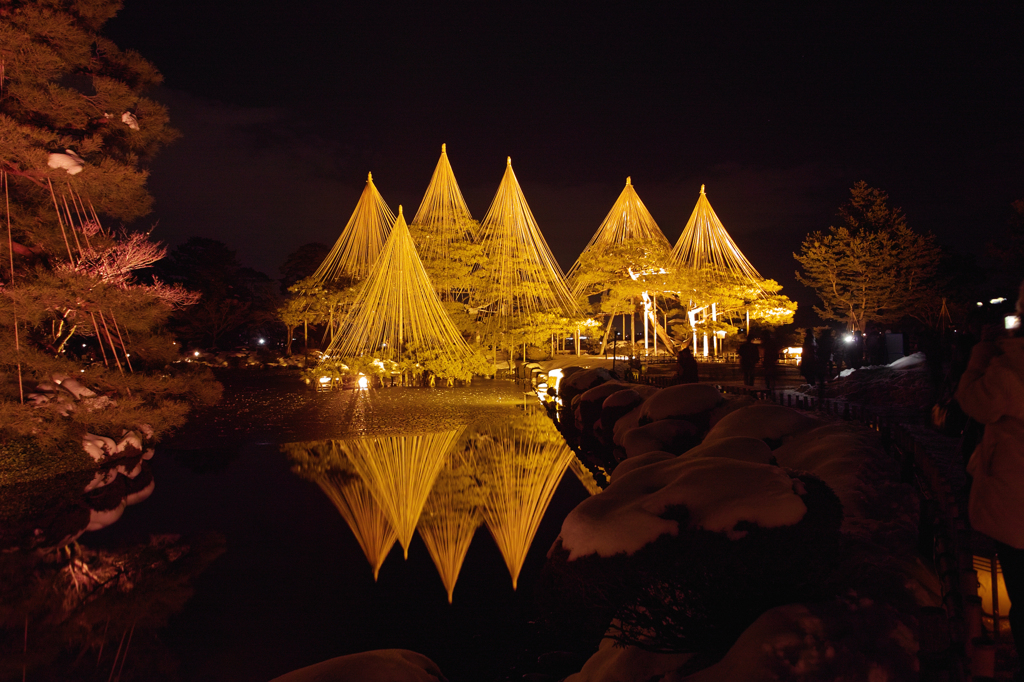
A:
[345,429,464,559]
[478,426,574,590]
[314,471,397,581]
[418,452,483,603]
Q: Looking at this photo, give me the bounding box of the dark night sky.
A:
[105,3,1024,319]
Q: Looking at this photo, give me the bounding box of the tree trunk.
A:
[598,313,616,356]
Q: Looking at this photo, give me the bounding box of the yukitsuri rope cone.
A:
[476,422,575,590]
[670,184,766,291]
[567,176,672,299]
[416,449,483,603]
[311,172,395,285]
[322,206,475,368]
[475,157,579,332]
[410,144,477,300]
[343,428,465,560]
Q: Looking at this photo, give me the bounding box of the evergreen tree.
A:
[0,0,219,482]
[794,182,940,331]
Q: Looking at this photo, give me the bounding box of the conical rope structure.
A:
[311,172,395,285]
[416,448,484,603]
[411,145,476,258]
[670,184,766,292]
[475,158,579,330]
[476,419,575,590]
[343,428,465,559]
[321,206,476,367]
[567,176,672,299]
[283,441,398,581]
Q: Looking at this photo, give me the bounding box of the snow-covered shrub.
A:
[538,460,843,656]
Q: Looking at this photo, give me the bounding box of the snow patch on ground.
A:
[565,635,694,682]
[269,649,448,682]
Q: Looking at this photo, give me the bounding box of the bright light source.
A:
[784,347,803,355]
[82,343,87,348]
[358,375,369,390]
[991,297,1007,305]
[318,376,331,384]
[845,333,855,344]
[977,302,984,307]
[258,338,265,345]
[193,351,200,357]
[80,369,85,373]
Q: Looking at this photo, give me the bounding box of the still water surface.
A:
[2,376,594,681]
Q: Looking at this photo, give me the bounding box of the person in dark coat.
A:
[817,328,835,390]
[676,347,699,384]
[737,334,759,386]
[800,329,817,385]
[760,331,779,391]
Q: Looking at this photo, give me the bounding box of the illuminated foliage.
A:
[794,182,940,331]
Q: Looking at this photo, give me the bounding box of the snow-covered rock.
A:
[609,450,675,482]
[707,394,756,428]
[598,389,645,438]
[576,381,633,431]
[562,367,616,404]
[565,636,694,682]
[665,600,917,681]
[269,649,448,682]
[704,404,820,447]
[47,149,85,175]
[558,455,809,559]
[86,502,126,531]
[612,405,643,447]
[622,419,699,458]
[638,384,723,424]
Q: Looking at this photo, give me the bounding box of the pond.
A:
[0,373,596,682]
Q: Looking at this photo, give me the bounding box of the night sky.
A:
[105,3,1024,320]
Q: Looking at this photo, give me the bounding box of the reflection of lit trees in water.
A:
[474,414,575,590]
[344,429,465,559]
[287,412,594,600]
[417,448,484,603]
[0,534,223,680]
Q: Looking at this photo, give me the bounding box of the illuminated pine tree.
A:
[0,0,218,481]
[474,157,580,353]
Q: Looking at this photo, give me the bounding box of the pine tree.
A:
[0,0,219,484]
[794,182,940,331]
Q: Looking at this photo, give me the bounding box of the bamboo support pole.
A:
[4,172,23,402]
[90,312,109,367]
[48,179,76,263]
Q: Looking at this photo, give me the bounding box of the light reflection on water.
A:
[285,407,600,603]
